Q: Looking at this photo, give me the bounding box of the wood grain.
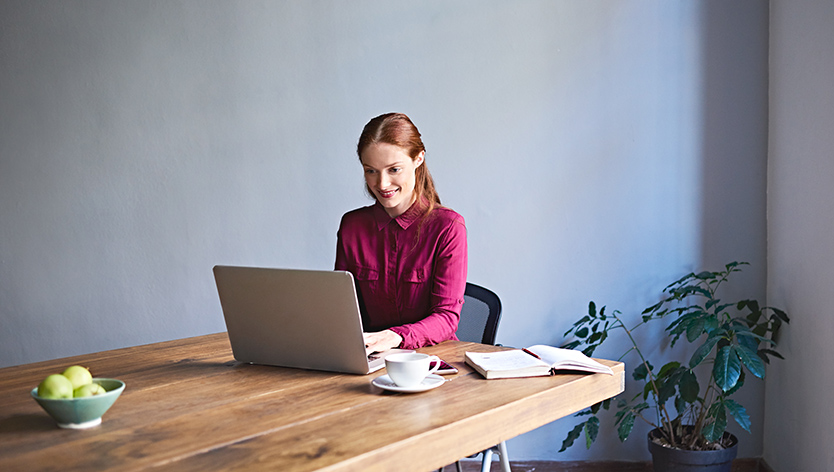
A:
[0,334,624,472]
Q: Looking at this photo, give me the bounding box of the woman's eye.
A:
[389,167,401,173]
[364,169,376,174]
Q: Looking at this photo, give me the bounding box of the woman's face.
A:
[360,143,424,218]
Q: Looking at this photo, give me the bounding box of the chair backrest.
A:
[455,283,502,345]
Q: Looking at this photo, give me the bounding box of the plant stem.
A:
[611,311,678,447]
[688,382,712,448]
[632,409,659,430]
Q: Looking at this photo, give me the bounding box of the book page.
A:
[466,350,548,372]
[526,345,613,374]
[526,345,591,366]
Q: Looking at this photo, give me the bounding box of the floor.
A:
[437,458,769,472]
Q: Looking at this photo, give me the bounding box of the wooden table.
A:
[0,333,624,472]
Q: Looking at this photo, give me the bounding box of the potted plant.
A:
[558,262,789,471]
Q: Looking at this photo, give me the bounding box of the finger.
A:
[364,334,378,355]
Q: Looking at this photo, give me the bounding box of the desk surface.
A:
[0,333,624,472]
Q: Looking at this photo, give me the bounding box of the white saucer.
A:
[372,374,445,393]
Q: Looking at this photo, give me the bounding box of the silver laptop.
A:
[213,265,402,374]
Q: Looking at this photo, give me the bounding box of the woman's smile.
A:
[378,188,398,199]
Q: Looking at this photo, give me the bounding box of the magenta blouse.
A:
[335,199,468,349]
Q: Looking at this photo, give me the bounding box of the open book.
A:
[465,345,614,380]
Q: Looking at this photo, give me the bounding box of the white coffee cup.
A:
[384,353,441,388]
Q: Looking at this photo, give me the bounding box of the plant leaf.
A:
[724,369,745,396]
[686,317,706,343]
[725,399,751,432]
[642,301,663,315]
[559,421,586,452]
[562,340,581,350]
[690,334,721,368]
[588,331,603,344]
[657,368,682,405]
[770,307,790,323]
[704,314,720,333]
[665,272,695,291]
[759,348,785,363]
[573,315,590,327]
[736,344,766,378]
[666,315,688,336]
[736,331,760,353]
[713,345,742,392]
[679,369,699,403]
[740,299,762,323]
[643,381,653,401]
[584,416,600,448]
[617,411,635,442]
[735,325,774,345]
[657,361,681,378]
[703,403,728,443]
[632,361,653,381]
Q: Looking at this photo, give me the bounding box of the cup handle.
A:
[427,356,441,376]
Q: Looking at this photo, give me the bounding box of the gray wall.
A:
[1,1,769,462]
[765,0,834,471]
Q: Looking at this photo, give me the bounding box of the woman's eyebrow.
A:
[363,161,405,170]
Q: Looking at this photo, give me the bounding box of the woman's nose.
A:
[378,173,391,188]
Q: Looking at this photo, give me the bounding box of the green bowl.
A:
[31,378,125,429]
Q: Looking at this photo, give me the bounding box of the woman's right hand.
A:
[364,330,403,355]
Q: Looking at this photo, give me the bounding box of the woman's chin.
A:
[379,200,410,218]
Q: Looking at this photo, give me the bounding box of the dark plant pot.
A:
[647,428,738,472]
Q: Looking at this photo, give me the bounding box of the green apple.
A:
[74,382,107,397]
[61,365,92,390]
[37,374,74,399]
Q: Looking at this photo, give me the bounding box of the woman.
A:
[335,113,467,354]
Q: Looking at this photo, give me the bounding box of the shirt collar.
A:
[373,197,428,231]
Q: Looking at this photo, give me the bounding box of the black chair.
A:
[439,283,510,472]
[456,283,502,345]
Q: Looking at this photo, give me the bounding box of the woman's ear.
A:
[414,151,425,168]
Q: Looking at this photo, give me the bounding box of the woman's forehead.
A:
[360,143,412,167]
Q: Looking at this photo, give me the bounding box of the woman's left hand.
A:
[364,330,403,354]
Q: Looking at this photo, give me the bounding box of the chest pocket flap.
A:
[403,268,426,283]
[354,266,379,282]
